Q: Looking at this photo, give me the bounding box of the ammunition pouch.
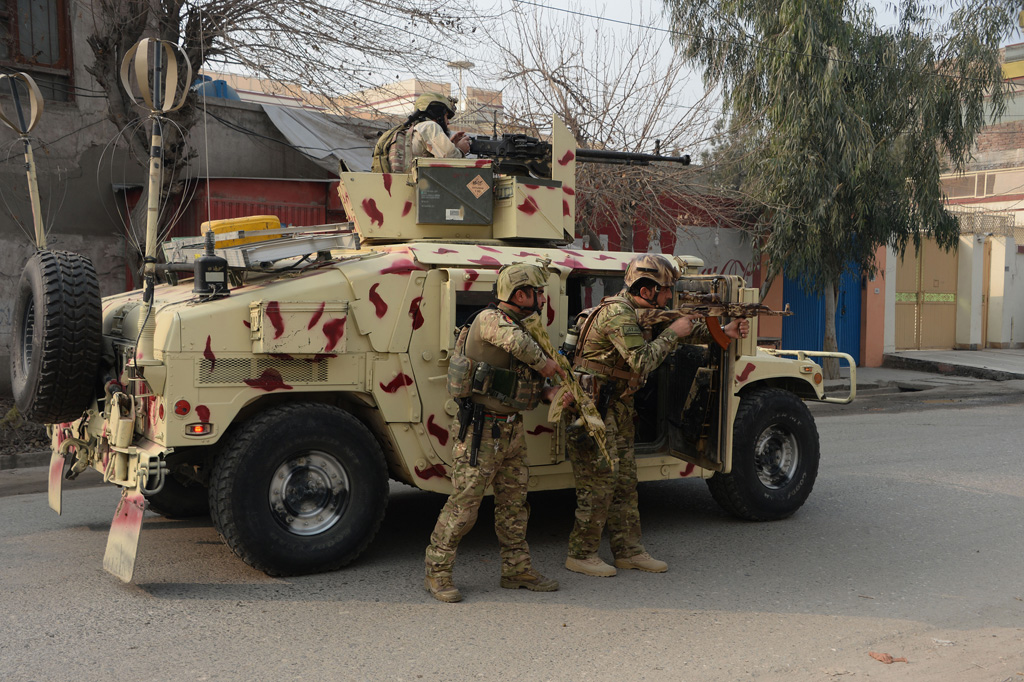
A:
[446,352,476,399]
[448,355,542,410]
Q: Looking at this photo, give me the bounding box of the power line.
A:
[510,0,1021,89]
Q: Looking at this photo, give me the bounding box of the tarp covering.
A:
[261,104,376,173]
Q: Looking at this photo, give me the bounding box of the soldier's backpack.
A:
[371,121,415,173]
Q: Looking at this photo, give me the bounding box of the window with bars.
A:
[0,0,72,102]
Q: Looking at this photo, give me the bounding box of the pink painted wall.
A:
[860,246,887,367]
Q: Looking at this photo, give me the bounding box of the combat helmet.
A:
[496,263,548,302]
[414,92,457,117]
[624,254,679,288]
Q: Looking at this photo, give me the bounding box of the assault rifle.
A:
[468,134,691,178]
[636,293,793,349]
[519,313,612,467]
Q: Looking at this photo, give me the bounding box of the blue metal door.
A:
[780,270,861,365]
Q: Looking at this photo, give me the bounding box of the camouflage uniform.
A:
[410,120,464,160]
[567,291,707,560]
[425,306,549,580]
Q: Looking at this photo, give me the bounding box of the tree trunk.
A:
[823,281,840,380]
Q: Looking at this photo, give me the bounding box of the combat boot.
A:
[564,555,617,577]
[424,575,463,603]
[614,551,668,573]
[500,568,559,592]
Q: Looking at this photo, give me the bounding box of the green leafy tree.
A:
[664,0,1018,374]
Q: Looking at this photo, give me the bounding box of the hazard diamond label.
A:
[467,175,491,199]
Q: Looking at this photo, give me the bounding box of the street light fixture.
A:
[446,60,474,113]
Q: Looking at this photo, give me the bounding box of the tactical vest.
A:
[371,121,415,174]
[445,307,544,413]
[572,295,645,394]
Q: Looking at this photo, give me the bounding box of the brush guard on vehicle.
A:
[763,350,857,404]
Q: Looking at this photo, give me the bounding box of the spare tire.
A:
[11,250,102,423]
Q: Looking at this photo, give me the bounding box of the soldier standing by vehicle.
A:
[565,254,749,577]
[424,264,566,603]
[371,93,470,173]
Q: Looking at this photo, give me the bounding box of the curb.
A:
[882,354,1024,382]
[0,450,51,471]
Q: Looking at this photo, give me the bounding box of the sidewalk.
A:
[823,347,1024,394]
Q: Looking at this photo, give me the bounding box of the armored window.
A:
[0,0,72,102]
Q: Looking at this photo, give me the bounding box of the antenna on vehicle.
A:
[119,38,192,368]
[0,72,46,248]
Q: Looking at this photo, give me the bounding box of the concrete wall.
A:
[0,13,371,396]
[985,236,1016,347]
[955,234,986,349]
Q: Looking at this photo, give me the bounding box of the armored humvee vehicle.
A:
[10,117,854,582]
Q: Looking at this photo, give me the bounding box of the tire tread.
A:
[12,250,102,423]
[209,402,389,576]
[707,387,819,521]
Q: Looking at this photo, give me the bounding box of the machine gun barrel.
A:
[466,134,690,177]
[575,149,691,166]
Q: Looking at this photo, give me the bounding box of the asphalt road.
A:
[1,384,1022,681]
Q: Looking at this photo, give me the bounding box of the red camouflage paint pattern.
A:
[244,368,294,392]
[265,301,285,339]
[401,201,412,217]
[737,363,756,382]
[196,405,210,422]
[110,491,146,534]
[415,463,448,480]
[527,425,554,436]
[323,318,347,352]
[469,255,501,267]
[308,302,326,330]
[558,150,575,165]
[380,258,423,275]
[555,255,585,269]
[369,283,389,318]
[379,373,414,393]
[680,463,695,477]
[518,196,540,215]
[382,174,392,196]
[426,414,449,446]
[410,297,424,330]
[463,270,480,291]
[203,336,216,371]
[362,198,385,227]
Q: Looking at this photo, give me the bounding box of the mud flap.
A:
[103,489,146,582]
[47,448,65,514]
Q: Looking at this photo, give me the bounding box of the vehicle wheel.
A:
[707,387,820,521]
[11,250,102,423]
[209,403,389,576]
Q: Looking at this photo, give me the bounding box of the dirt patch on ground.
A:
[0,397,48,458]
